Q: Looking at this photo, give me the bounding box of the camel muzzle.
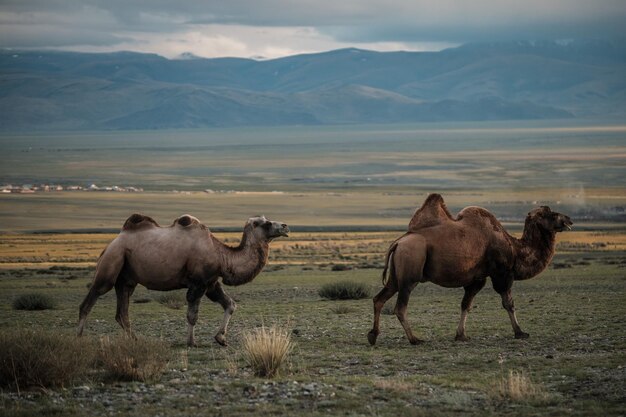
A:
[560,217,573,231]
[278,225,290,237]
[270,222,290,237]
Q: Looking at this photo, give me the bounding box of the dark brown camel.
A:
[77,214,289,347]
[368,193,572,345]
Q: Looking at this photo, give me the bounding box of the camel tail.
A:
[382,241,399,286]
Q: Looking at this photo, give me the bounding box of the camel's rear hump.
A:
[173,214,206,230]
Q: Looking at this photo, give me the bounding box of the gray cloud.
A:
[1,0,624,56]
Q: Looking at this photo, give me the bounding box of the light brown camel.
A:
[77,214,289,347]
[368,193,572,345]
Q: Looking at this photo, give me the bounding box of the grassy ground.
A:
[0,232,624,416]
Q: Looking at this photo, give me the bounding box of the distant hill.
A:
[1,39,625,130]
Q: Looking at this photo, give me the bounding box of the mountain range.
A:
[1,39,625,130]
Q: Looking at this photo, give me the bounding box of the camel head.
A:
[526,206,573,233]
[245,215,290,241]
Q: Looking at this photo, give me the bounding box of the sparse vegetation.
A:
[242,325,293,378]
[98,335,171,382]
[12,293,56,310]
[157,292,186,309]
[0,231,624,416]
[0,329,95,390]
[331,304,353,314]
[318,281,371,300]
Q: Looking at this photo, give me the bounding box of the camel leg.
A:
[455,278,486,341]
[395,283,423,345]
[391,240,426,345]
[206,283,236,346]
[114,278,136,337]
[367,284,398,345]
[77,251,124,336]
[186,284,207,347]
[500,289,529,339]
[77,281,115,336]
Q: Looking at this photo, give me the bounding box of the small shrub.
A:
[0,329,95,390]
[98,335,171,382]
[133,297,152,304]
[495,370,546,402]
[242,325,293,378]
[157,292,186,309]
[12,293,56,310]
[318,281,371,300]
[331,264,352,271]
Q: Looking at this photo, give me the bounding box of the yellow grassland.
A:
[1,230,624,270]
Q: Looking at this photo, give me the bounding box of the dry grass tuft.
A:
[98,335,171,382]
[373,378,414,393]
[242,324,293,378]
[0,329,95,390]
[496,370,547,402]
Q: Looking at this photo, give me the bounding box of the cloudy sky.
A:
[1,0,625,59]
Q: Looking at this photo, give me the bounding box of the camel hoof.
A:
[455,334,470,342]
[187,339,197,348]
[215,334,228,346]
[515,331,530,339]
[367,331,378,346]
[409,337,425,345]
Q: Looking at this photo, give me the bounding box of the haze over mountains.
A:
[1,39,624,130]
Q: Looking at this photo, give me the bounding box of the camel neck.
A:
[214,229,269,286]
[513,221,557,280]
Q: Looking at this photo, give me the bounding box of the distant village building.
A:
[0,182,140,193]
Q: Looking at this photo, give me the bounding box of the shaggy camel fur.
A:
[77,214,289,346]
[368,193,572,345]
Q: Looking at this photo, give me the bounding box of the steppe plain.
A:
[1,122,624,416]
